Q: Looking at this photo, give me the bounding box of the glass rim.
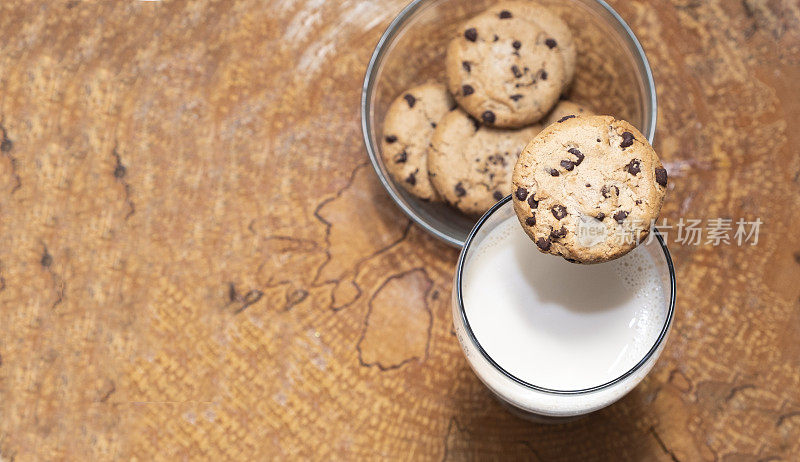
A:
[360,0,659,249]
[454,195,676,395]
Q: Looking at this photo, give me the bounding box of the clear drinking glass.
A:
[362,0,657,247]
[451,197,676,421]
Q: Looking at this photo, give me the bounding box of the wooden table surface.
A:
[0,0,799,460]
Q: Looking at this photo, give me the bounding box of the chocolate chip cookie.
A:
[428,108,541,215]
[512,115,667,263]
[381,82,455,201]
[444,4,569,128]
[543,100,595,127]
[484,1,577,83]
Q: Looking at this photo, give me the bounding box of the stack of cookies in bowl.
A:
[381,1,593,216]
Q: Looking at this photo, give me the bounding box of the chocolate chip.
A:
[549,168,560,177]
[551,205,567,220]
[404,94,416,108]
[394,151,407,163]
[567,147,584,165]
[510,94,523,101]
[601,185,619,198]
[540,70,548,80]
[493,191,504,201]
[635,199,642,205]
[527,195,539,209]
[462,61,471,72]
[550,226,567,239]
[536,237,551,251]
[515,187,528,201]
[493,34,499,42]
[512,40,522,49]
[511,65,522,78]
[430,122,437,128]
[465,28,477,41]
[481,111,496,124]
[499,10,512,18]
[406,173,416,185]
[625,159,641,175]
[557,115,576,123]
[560,159,575,171]
[595,212,605,221]
[455,182,466,197]
[655,167,668,187]
[487,154,506,166]
[620,131,635,148]
[596,138,601,142]
[385,135,397,143]
[525,215,536,226]
[613,210,629,223]
[462,85,474,96]
[545,38,557,48]
[586,183,591,187]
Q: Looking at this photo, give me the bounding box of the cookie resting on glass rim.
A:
[512,115,668,263]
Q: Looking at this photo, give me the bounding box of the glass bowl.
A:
[361,0,657,247]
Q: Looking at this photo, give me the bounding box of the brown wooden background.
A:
[0,0,799,460]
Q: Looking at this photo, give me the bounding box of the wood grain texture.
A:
[0,0,799,460]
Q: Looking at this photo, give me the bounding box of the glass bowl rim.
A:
[453,195,676,395]
[361,0,658,248]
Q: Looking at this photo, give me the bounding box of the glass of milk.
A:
[453,197,675,421]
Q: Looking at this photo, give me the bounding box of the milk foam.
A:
[462,216,668,392]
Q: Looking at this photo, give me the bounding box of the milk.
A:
[455,210,671,417]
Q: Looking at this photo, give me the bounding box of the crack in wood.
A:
[649,427,680,462]
[355,268,433,371]
[516,441,543,461]
[0,122,21,194]
[111,145,135,220]
[667,368,693,393]
[329,220,412,312]
[311,161,412,311]
[440,417,466,462]
[98,381,116,403]
[284,289,308,311]
[674,0,703,11]
[776,410,800,427]
[724,383,755,402]
[227,282,264,314]
[703,440,719,462]
[40,243,65,311]
[311,162,369,287]
[741,0,755,18]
